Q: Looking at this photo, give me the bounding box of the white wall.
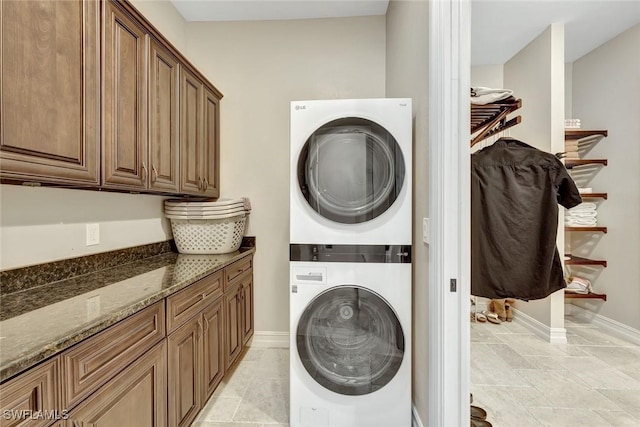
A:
[471,65,504,90]
[184,17,386,333]
[503,23,566,336]
[385,0,429,421]
[0,0,190,271]
[570,24,640,330]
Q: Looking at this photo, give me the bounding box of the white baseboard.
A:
[412,404,424,427]
[250,331,290,348]
[512,308,567,344]
[568,304,640,346]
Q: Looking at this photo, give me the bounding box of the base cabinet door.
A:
[241,274,254,346]
[167,318,201,427]
[0,358,60,427]
[67,341,167,427]
[202,298,225,400]
[0,0,99,185]
[224,284,243,370]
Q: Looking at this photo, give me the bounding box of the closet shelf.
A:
[565,226,608,233]
[579,192,608,200]
[564,130,608,140]
[565,159,608,169]
[564,292,607,301]
[564,254,607,267]
[470,99,522,146]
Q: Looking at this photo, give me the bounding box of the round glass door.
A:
[296,286,404,396]
[297,118,405,224]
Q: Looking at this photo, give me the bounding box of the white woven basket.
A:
[170,214,247,254]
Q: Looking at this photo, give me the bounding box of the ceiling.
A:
[169,0,640,64]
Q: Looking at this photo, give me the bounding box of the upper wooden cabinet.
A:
[180,68,221,197]
[0,0,100,185]
[1,0,222,197]
[102,0,148,190]
[149,39,180,193]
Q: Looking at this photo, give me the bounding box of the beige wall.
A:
[184,17,386,333]
[386,0,429,421]
[503,24,566,332]
[570,24,640,330]
[129,0,187,51]
[471,65,504,89]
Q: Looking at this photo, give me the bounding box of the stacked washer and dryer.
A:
[289,98,413,427]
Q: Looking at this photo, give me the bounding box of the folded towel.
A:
[565,276,592,294]
[569,202,597,211]
[471,87,514,105]
[578,188,593,194]
[565,218,597,226]
[567,211,597,218]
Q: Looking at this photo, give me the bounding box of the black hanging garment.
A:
[471,137,582,300]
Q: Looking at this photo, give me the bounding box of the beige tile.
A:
[192,422,260,427]
[593,410,640,426]
[254,348,289,378]
[516,369,622,411]
[597,390,640,417]
[580,346,640,368]
[198,396,242,422]
[527,408,612,427]
[242,347,266,362]
[566,327,638,347]
[233,377,289,424]
[471,386,541,427]
[214,362,258,398]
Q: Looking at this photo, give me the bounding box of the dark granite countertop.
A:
[0,246,255,383]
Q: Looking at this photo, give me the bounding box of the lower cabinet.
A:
[1,253,254,427]
[67,341,167,427]
[167,296,225,427]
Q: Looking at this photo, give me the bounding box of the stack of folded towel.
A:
[565,276,593,294]
[564,118,581,129]
[565,202,597,227]
[470,87,514,105]
[562,138,581,159]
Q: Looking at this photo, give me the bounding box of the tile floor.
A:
[195,315,640,427]
[472,315,640,426]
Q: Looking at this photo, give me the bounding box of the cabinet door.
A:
[201,86,220,198]
[68,341,167,427]
[241,274,254,346]
[202,298,225,400]
[0,358,59,427]
[180,68,204,195]
[102,0,148,189]
[167,318,201,427]
[224,285,243,370]
[149,38,180,193]
[0,0,99,185]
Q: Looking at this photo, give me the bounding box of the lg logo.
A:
[294,105,307,110]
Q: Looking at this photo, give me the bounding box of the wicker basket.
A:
[170,214,247,254]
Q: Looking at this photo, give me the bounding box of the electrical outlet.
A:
[86,223,100,246]
[422,218,430,244]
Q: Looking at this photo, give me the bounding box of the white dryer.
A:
[289,248,411,427]
[290,98,412,245]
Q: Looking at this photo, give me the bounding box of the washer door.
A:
[296,286,404,396]
[298,118,405,224]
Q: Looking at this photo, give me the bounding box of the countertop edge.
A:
[0,247,256,383]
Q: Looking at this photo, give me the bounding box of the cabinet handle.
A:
[141,163,148,184]
[151,164,158,183]
[203,179,208,191]
[197,319,203,337]
[198,176,203,190]
[204,316,209,331]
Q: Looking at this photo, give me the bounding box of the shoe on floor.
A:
[471,405,487,420]
[471,418,493,427]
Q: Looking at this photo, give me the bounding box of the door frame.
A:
[427,0,470,425]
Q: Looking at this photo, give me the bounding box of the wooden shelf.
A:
[471,99,522,146]
[565,226,608,233]
[564,292,607,301]
[565,130,608,140]
[579,192,608,200]
[565,159,608,169]
[564,254,607,267]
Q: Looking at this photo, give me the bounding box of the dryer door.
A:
[296,286,404,396]
[298,118,405,224]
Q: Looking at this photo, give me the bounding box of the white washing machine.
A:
[289,249,411,427]
[290,98,412,245]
